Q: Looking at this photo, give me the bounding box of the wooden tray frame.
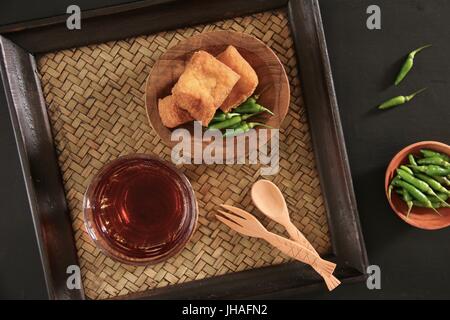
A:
[0,0,368,300]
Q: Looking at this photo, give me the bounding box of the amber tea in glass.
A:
[84,154,197,265]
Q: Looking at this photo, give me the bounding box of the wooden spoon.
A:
[251,179,340,290]
[251,180,318,251]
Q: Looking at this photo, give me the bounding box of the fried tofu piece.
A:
[158,95,193,128]
[172,51,240,126]
[217,45,258,113]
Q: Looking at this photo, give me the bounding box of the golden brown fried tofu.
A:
[158,95,193,128]
[217,45,258,113]
[172,51,240,126]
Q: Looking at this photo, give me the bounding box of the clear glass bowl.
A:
[83,154,198,265]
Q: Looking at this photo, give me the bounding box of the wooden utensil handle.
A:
[284,221,338,284]
[263,231,339,290]
[285,221,319,255]
[262,231,323,267]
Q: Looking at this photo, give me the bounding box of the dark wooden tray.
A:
[0,0,368,300]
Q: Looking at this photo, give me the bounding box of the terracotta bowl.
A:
[145,31,290,159]
[385,141,450,230]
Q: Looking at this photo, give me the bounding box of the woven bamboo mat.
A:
[36,9,331,300]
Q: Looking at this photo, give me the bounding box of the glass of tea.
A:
[83,154,198,265]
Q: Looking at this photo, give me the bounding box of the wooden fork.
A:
[217,205,338,289]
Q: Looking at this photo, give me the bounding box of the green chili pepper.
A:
[408,154,418,166]
[397,168,448,204]
[208,113,258,130]
[420,149,450,162]
[394,44,431,85]
[395,189,443,200]
[212,112,240,123]
[378,88,427,110]
[234,97,256,108]
[234,97,274,115]
[415,173,450,196]
[392,179,439,213]
[410,166,450,185]
[408,165,450,176]
[417,157,450,168]
[396,168,434,194]
[428,193,449,203]
[222,122,273,137]
[245,97,257,105]
[388,176,402,201]
[387,184,393,201]
[397,169,445,202]
[229,121,244,129]
[412,200,442,209]
[431,175,450,188]
[397,188,413,218]
[396,189,443,213]
[400,165,414,175]
[237,103,273,115]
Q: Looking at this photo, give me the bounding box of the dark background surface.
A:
[0,0,449,299]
